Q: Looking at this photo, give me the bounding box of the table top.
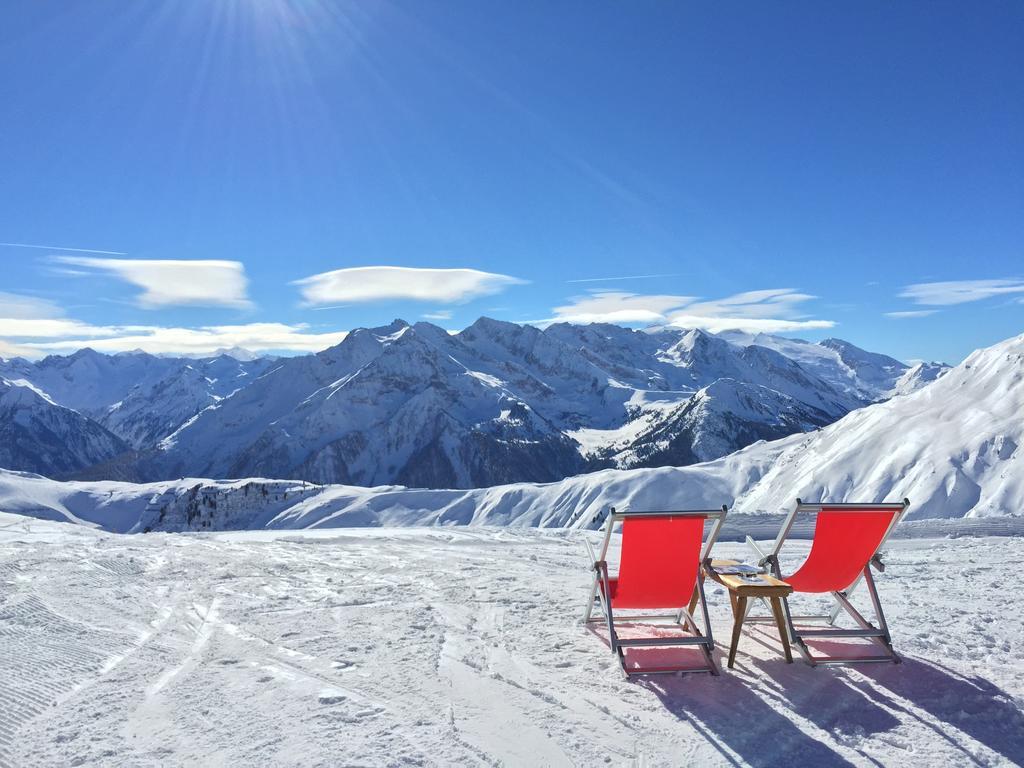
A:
[705,559,793,596]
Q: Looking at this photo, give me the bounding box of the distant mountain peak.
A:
[207,347,262,362]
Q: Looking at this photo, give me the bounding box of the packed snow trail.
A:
[0,513,1022,767]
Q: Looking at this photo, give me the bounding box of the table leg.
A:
[728,596,747,669]
[770,596,793,663]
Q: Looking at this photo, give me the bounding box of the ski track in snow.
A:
[1,514,1022,767]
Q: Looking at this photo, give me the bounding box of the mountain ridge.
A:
[0,317,942,487]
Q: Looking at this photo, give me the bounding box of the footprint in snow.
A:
[318,692,347,705]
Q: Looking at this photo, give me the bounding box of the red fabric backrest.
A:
[784,508,897,593]
[612,515,705,609]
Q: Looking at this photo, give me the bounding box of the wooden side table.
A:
[704,559,794,669]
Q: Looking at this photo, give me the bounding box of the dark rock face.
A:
[0,380,127,477]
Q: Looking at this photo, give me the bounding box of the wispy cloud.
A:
[550,291,695,325]
[55,257,252,309]
[423,309,453,320]
[566,273,680,284]
[675,289,818,320]
[0,339,24,358]
[0,290,344,358]
[293,266,526,306]
[27,324,348,357]
[666,315,834,333]
[548,288,834,333]
[0,242,127,255]
[0,291,122,346]
[0,291,66,320]
[900,278,1024,306]
[885,310,939,319]
[0,317,125,340]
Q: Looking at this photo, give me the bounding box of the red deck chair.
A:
[582,506,727,676]
[746,498,910,666]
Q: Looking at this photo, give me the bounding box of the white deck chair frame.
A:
[745,498,910,667]
[582,506,727,677]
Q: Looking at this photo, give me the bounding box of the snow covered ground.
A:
[2,513,1021,767]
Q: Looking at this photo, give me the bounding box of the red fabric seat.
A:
[598,515,704,609]
[784,509,896,593]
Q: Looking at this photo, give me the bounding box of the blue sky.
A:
[1,1,1021,363]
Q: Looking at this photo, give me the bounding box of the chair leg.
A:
[780,595,815,666]
[582,572,599,624]
[728,596,747,669]
[770,597,793,663]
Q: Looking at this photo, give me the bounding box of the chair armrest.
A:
[746,535,772,567]
[870,553,886,573]
[745,534,765,557]
[702,557,726,588]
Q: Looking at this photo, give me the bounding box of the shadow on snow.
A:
[636,645,1024,767]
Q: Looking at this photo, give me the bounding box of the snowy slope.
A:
[726,332,1023,517]
[0,379,127,477]
[1,516,1022,767]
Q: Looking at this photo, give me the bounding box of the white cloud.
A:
[548,288,834,333]
[899,279,1024,306]
[423,310,453,321]
[0,291,66,319]
[550,291,693,325]
[0,318,126,339]
[676,289,817,319]
[885,310,939,319]
[0,291,346,356]
[293,266,526,305]
[0,292,128,339]
[0,342,23,358]
[666,315,834,333]
[22,323,348,357]
[55,257,252,309]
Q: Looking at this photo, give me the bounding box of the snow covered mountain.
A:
[890,360,950,397]
[0,350,274,450]
[144,318,880,487]
[1,330,1017,530]
[1,318,924,487]
[100,354,275,448]
[717,330,931,401]
[0,378,127,477]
